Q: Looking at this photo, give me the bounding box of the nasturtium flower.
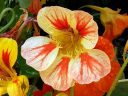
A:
[21,6,110,91]
[0,38,29,96]
[86,5,128,41]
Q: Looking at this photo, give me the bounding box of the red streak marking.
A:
[80,53,103,80]
[76,14,92,36]
[45,14,69,30]
[13,79,18,83]
[47,57,70,86]
[2,49,11,68]
[57,57,69,75]
[55,57,70,85]
[31,43,56,64]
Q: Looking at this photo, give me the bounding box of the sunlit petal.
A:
[74,11,98,49]
[40,57,74,91]
[0,80,11,95]
[0,38,18,69]
[7,82,23,96]
[37,6,72,35]
[21,36,59,71]
[17,75,29,95]
[7,75,29,96]
[0,87,7,95]
[69,49,110,84]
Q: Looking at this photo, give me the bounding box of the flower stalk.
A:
[70,87,74,96]
[0,8,15,33]
[106,58,128,96]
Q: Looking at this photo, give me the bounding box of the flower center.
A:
[51,27,85,58]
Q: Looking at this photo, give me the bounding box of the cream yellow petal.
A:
[69,49,110,84]
[73,11,98,49]
[21,36,59,71]
[37,6,72,35]
[40,56,74,91]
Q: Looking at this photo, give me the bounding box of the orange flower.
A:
[21,6,111,91]
[87,5,128,41]
[28,0,42,15]
[63,37,120,96]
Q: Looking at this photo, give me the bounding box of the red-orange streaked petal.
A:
[0,38,18,68]
[74,11,98,36]
[95,36,115,61]
[69,49,110,84]
[74,11,98,49]
[37,6,72,35]
[37,6,98,50]
[40,57,74,91]
[45,13,69,30]
[21,36,59,71]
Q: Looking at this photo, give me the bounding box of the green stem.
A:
[106,58,128,96]
[0,8,15,33]
[70,87,74,96]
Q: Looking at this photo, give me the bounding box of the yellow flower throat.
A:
[51,28,85,58]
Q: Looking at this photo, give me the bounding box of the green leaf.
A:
[18,0,33,8]
[111,80,128,96]
[0,0,5,13]
[17,54,39,78]
[27,85,38,96]
[44,92,53,96]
